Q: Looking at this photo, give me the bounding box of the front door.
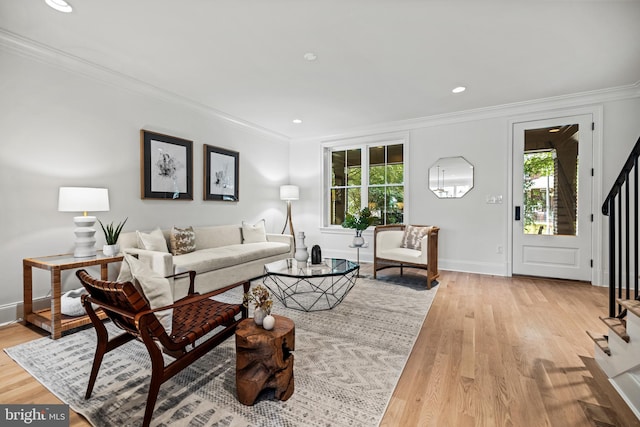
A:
[512,114,593,281]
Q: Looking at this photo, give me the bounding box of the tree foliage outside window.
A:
[523,151,555,232]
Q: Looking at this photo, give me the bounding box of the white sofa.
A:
[373,224,439,289]
[118,224,293,299]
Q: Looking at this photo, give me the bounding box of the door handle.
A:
[515,206,521,221]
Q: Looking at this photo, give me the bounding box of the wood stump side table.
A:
[235,314,295,405]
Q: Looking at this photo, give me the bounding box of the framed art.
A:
[204,144,239,201]
[140,130,193,200]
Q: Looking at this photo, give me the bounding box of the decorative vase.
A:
[262,314,275,330]
[311,244,322,264]
[294,231,309,263]
[253,307,267,326]
[103,244,120,257]
[352,230,365,247]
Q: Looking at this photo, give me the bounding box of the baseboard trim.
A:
[0,297,51,327]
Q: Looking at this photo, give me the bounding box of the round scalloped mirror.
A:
[429,157,474,198]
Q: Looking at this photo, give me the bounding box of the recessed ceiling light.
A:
[303,52,317,62]
[45,0,73,13]
[452,86,466,94]
[292,119,303,124]
[549,128,560,133]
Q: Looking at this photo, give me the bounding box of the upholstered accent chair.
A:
[76,269,248,427]
[373,224,439,288]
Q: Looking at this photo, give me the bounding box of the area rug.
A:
[5,277,437,427]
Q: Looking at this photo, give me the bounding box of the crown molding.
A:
[0,29,291,142]
[301,80,640,144]
[2,29,637,145]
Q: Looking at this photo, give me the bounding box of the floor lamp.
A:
[280,185,299,246]
[58,187,110,258]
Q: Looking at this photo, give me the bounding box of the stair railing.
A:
[602,135,640,317]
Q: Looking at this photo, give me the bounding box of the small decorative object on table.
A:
[243,284,273,327]
[311,244,322,264]
[294,231,309,263]
[341,207,378,247]
[98,217,128,256]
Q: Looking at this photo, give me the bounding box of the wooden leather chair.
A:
[373,224,439,288]
[76,269,249,427]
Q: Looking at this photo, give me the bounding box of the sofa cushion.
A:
[122,253,173,334]
[400,225,430,250]
[378,247,427,265]
[170,226,196,255]
[194,225,243,249]
[173,242,290,274]
[242,219,267,243]
[136,228,169,253]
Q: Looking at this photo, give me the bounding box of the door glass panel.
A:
[523,124,579,236]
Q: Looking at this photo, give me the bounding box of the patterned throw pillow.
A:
[170,226,196,255]
[400,225,431,250]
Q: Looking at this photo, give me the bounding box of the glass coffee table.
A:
[263,258,359,312]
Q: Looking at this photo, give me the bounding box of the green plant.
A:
[243,285,273,314]
[98,217,128,245]
[341,207,377,231]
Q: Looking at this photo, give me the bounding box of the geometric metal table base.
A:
[263,258,359,312]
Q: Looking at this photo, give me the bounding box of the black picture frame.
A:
[140,130,193,200]
[204,144,239,201]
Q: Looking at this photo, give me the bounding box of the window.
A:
[326,139,405,227]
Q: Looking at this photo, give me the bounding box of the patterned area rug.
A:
[5,277,436,427]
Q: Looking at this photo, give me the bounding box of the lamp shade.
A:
[58,187,110,213]
[280,185,299,201]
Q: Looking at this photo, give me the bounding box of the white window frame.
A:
[322,132,410,228]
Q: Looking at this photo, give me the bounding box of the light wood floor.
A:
[1,268,639,427]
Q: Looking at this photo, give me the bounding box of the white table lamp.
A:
[58,187,110,258]
[280,185,299,243]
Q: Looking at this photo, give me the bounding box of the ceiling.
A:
[1,1,639,140]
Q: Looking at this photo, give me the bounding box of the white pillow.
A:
[136,228,169,252]
[242,219,267,243]
[123,253,173,335]
[60,288,89,317]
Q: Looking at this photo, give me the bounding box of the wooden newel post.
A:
[235,314,295,405]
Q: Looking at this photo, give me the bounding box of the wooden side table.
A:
[235,314,295,405]
[23,251,123,339]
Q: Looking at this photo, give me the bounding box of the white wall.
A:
[289,95,640,281]
[0,50,291,324]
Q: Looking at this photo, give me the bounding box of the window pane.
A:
[369,146,385,185]
[386,163,403,185]
[346,149,361,186]
[387,144,403,164]
[369,165,385,185]
[523,124,578,236]
[387,144,403,184]
[332,151,345,186]
[368,187,385,220]
[368,186,404,225]
[331,188,346,225]
[347,187,361,217]
[386,186,404,224]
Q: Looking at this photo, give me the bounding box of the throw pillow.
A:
[400,225,431,250]
[136,228,169,253]
[123,253,173,335]
[170,226,196,255]
[60,287,89,317]
[242,219,267,243]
